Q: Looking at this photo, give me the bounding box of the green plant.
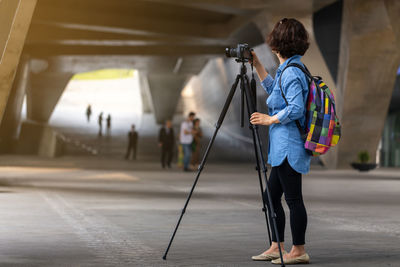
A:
[358,151,370,163]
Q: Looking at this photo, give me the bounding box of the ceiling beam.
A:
[139,0,261,15]
[26,24,184,43]
[35,0,233,24]
[33,5,230,39]
[36,55,212,75]
[25,23,230,46]
[24,43,227,57]
[141,0,337,16]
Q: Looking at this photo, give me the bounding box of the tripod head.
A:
[238,60,248,75]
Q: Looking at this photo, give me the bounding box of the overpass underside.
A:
[0,0,399,168]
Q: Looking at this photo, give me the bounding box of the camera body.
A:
[225,43,253,62]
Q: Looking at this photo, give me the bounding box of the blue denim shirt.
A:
[261,55,311,174]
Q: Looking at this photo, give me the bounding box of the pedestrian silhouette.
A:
[98,112,103,137]
[125,124,138,160]
[159,120,175,168]
[106,114,112,136]
[86,104,92,122]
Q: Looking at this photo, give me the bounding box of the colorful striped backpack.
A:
[279,63,341,156]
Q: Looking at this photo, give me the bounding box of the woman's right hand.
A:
[250,51,261,67]
[251,51,268,81]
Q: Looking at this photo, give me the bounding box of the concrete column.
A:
[26,72,73,122]
[384,0,400,46]
[147,74,188,124]
[0,0,37,124]
[138,72,154,113]
[0,55,30,152]
[335,0,400,168]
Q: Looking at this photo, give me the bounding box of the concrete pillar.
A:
[138,72,154,113]
[335,0,400,168]
[147,74,187,124]
[26,72,73,122]
[0,0,37,124]
[384,0,400,46]
[0,55,30,152]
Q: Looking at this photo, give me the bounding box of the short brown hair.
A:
[266,18,309,59]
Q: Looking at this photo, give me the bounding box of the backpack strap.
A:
[278,63,312,141]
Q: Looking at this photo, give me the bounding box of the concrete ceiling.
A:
[24,0,268,75]
[24,0,336,75]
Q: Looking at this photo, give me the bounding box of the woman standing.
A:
[250,18,311,265]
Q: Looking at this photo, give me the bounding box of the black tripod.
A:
[163,60,285,267]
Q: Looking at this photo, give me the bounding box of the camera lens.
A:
[225,44,251,61]
[225,47,239,58]
[225,47,232,58]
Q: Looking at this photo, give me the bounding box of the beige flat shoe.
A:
[271,253,310,265]
[251,251,287,261]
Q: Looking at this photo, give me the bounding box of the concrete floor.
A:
[0,155,399,266]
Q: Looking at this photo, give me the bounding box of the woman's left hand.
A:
[250,112,279,126]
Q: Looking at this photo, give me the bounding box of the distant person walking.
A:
[180,112,196,171]
[191,118,203,168]
[86,104,92,122]
[98,112,103,136]
[159,120,175,169]
[106,114,112,136]
[125,124,138,160]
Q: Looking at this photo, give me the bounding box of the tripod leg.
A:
[242,75,285,267]
[250,121,272,246]
[163,75,241,260]
[240,77,272,245]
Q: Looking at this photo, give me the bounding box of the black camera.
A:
[225,43,253,62]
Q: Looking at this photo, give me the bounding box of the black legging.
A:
[264,158,307,245]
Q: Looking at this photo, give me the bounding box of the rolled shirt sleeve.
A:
[261,74,274,95]
[276,74,305,125]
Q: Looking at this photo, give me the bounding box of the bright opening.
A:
[49,69,142,136]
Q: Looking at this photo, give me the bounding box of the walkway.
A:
[0,155,398,266]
